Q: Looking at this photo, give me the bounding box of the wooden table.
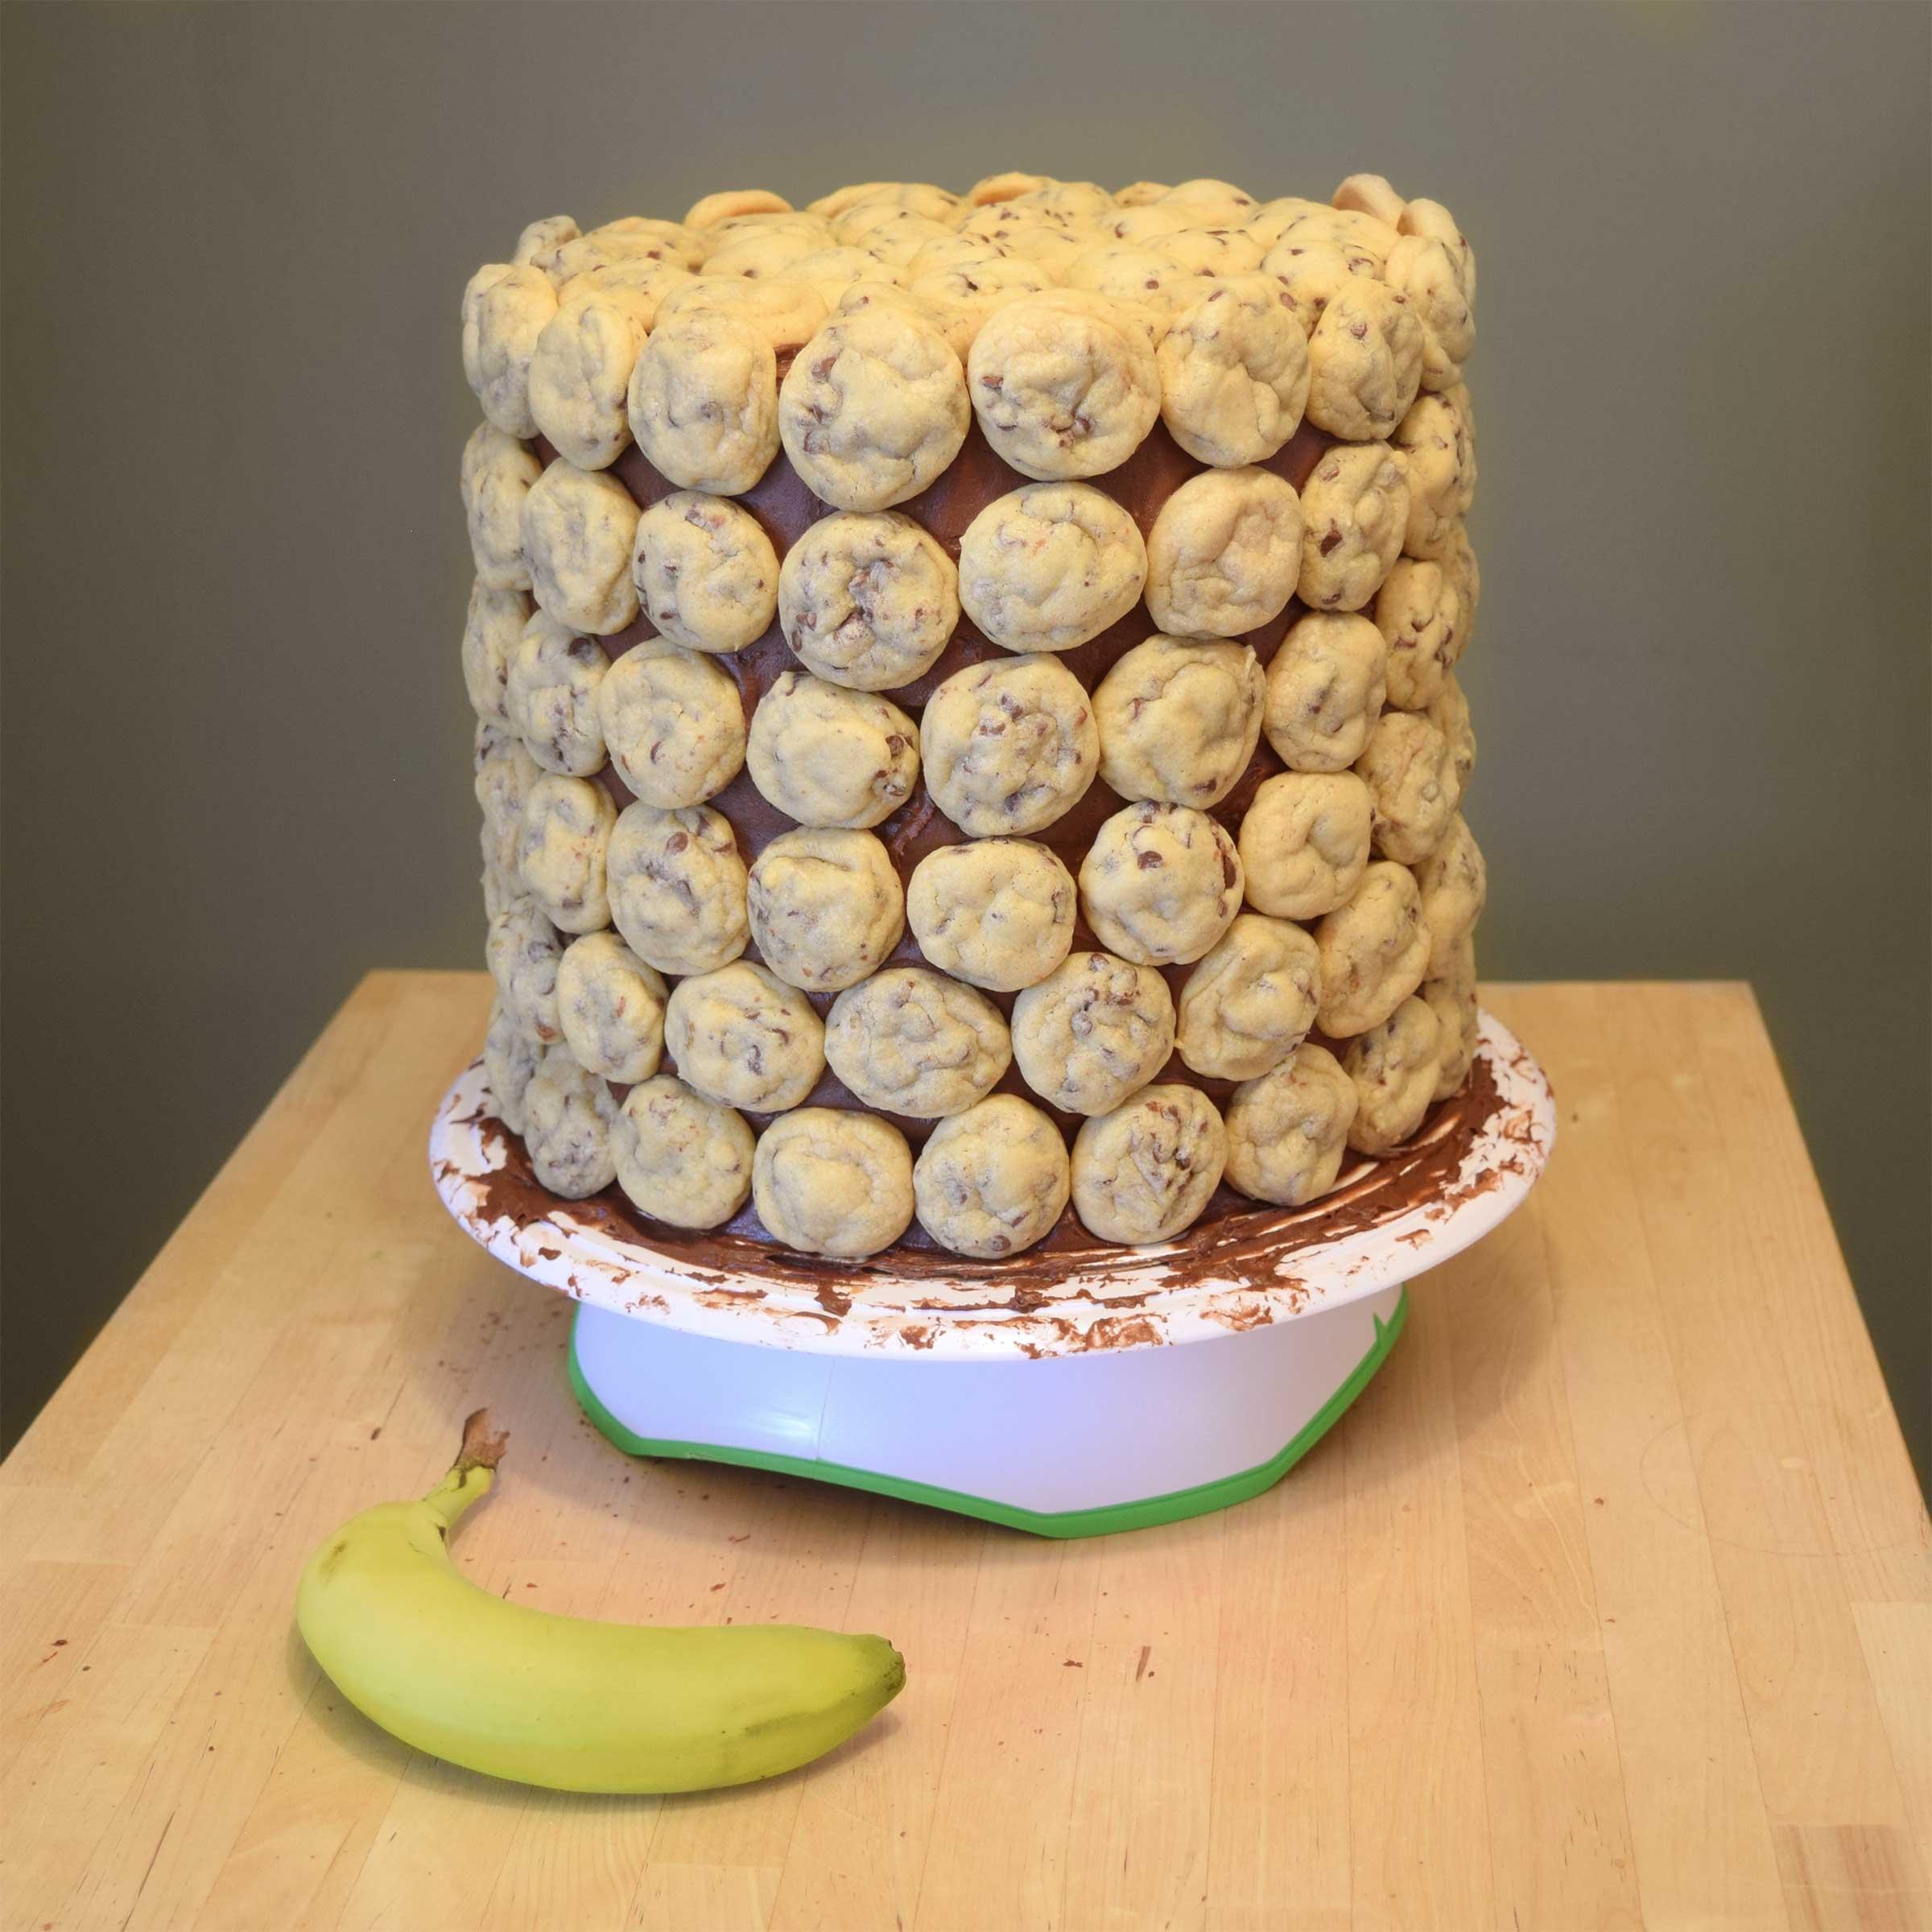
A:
[2,976,1926,1932]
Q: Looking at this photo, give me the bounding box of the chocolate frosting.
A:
[466,1048,1505,1291]
[522,409,1395,1257]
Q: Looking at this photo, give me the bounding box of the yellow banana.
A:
[297,1410,904,1792]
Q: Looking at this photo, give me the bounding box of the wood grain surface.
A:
[2,974,1926,1931]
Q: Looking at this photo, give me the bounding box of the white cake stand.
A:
[429,1012,1554,1538]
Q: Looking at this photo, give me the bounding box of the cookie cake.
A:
[460,169,1487,1274]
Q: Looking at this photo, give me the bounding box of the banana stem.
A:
[422,1408,510,1535]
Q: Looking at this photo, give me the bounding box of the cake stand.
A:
[429,1012,1554,1538]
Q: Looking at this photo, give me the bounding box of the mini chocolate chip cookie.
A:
[746,827,904,992]
[752,1108,914,1257]
[1071,1084,1227,1245]
[1080,801,1244,967]
[914,1093,1072,1257]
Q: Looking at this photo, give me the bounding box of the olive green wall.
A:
[3,1,1927,1481]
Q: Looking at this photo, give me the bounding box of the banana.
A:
[297,1410,904,1792]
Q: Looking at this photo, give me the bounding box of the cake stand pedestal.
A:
[430,1012,1554,1538]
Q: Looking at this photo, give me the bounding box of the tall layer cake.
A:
[462,171,1483,1263]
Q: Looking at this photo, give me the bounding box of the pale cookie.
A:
[852,210,958,270]
[685,189,792,229]
[1102,204,1195,244]
[747,828,904,993]
[1011,950,1176,1116]
[1331,173,1406,226]
[1080,801,1243,967]
[1262,612,1389,772]
[831,278,952,350]
[462,263,510,391]
[1344,996,1441,1154]
[1244,196,1329,248]
[1314,861,1430,1036]
[484,997,545,1137]
[460,425,540,592]
[1175,912,1321,1080]
[1094,635,1263,807]
[1159,178,1257,222]
[654,275,828,353]
[788,246,902,308]
[974,216,1093,279]
[663,960,825,1112]
[1257,238,1379,332]
[517,773,615,933]
[832,181,959,232]
[753,1108,914,1257]
[1399,198,1476,305]
[1426,672,1476,792]
[1011,180,1117,223]
[522,1045,618,1197]
[485,896,564,1044]
[825,967,1012,1118]
[956,482,1146,653]
[1267,205,1398,271]
[1304,278,1423,441]
[558,254,693,312]
[778,510,959,690]
[905,229,1022,275]
[920,654,1099,836]
[1412,814,1485,976]
[1223,1042,1357,1205]
[1156,275,1310,467]
[612,1075,754,1228]
[1385,233,1475,390]
[506,609,609,777]
[914,1094,1071,1257]
[514,213,579,270]
[1151,226,1265,277]
[967,292,1161,480]
[1392,389,1475,559]
[907,255,1055,355]
[905,839,1076,992]
[461,578,530,725]
[706,210,833,247]
[1444,520,1481,638]
[700,225,827,280]
[745,671,917,829]
[476,741,540,896]
[1144,466,1303,638]
[1238,771,1373,919]
[555,930,667,1083]
[543,217,706,280]
[1373,558,1463,711]
[1113,180,1172,208]
[1422,931,1478,1100]
[606,803,748,976]
[521,460,641,634]
[809,181,899,220]
[966,171,1055,207]
[468,263,557,437]
[778,308,970,511]
[596,640,745,807]
[630,490,778,653]
[527,284,654,470]
[1355,710,1459,863]
[1071,1084,1226,1246]
[626,309,778,496]
[1298,442,1408,611]
[1063,243,1194,320]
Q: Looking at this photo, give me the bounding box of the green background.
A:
[2,1,1926,1482]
